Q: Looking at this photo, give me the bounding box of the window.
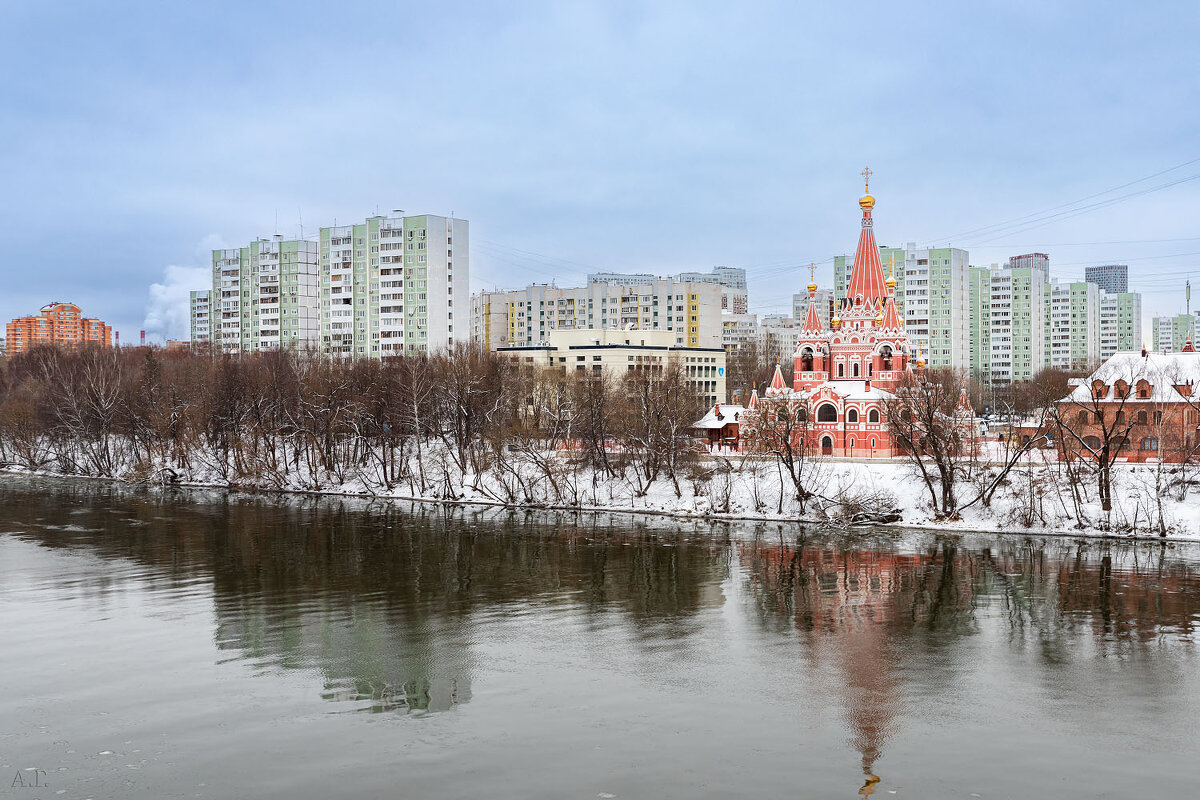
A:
[868,409,880,424]
[837,363,845,378]
[817,403,838,423]
[1137,410,1147,425]
[1140,437,1158,452]
[847,408,859,423]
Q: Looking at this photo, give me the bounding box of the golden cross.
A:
[861,166,872,192]
[809,262,816,282]
[887,254,895,279]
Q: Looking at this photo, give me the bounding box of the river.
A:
[1,475,1197,799]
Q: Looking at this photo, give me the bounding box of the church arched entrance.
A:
[821,435,833,456]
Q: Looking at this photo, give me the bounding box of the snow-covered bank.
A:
[4,446,1199,543]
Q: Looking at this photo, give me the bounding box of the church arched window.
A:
[847,408,859,423]
[868,408,880,423]
[817,403,838,423]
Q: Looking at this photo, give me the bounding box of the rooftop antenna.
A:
[274,208,279,236]
[299,208,304,240]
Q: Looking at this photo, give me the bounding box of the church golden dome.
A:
[859,194,875,210]
[875,313,884,325]
[807,282,818,293]
[885,275,897,289]
[831,314,841,328]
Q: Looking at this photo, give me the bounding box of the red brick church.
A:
[745,174,920,458]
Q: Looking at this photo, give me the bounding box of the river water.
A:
[0,475,1197,799]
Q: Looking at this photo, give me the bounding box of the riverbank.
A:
[5,452,1199,544]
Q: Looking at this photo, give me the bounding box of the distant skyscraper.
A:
[1085,264,1129,294]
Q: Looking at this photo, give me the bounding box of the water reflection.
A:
[738,532,1199,791]
[2,476,1198,796]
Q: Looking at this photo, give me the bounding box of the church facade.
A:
[745,177,920,458]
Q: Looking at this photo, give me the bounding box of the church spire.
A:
[801,262,824,334]
[844,170,888,309]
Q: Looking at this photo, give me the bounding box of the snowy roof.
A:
[807,379,894,402]
[1063,351,1200,403]
[691,404,747,429]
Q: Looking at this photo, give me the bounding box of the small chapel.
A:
[746,172,920,458]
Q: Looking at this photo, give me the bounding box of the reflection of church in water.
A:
[740,540,972,795]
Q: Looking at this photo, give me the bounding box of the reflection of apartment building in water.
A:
[5,302,112,354]
[212,236,320,354]
[472,279,725,351]
[321,213,468,358]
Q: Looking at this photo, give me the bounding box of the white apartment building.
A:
[472,279,725,351]
[792,290,833,331]
[758,315,800,362]
[321,213,468,358]
[212,236,321,354]
[721,313,759,352]
[189,290,211,344]
[591,266,748,314]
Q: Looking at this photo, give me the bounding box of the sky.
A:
[1,1,1198,343]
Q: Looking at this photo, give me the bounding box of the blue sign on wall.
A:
[718,367,725,376]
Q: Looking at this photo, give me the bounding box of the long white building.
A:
[472,279,725,351]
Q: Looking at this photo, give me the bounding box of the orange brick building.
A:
[5,302,113,355]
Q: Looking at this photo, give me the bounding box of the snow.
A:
[4,438,1200,543]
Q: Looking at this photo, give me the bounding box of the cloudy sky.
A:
[2,1,1197,342]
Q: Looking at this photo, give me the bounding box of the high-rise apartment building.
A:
[721,313,759,353]
[471,279,725,351]
[189,290,211,344]
[969,259,1048,383]
[1099,292,1142,358]
[836,243,970,369]
[212,236,320,354]
[591,267,748,314]
[792,289,834,331]
[5,302,112,355]
[1153,313,1196,353]
[758,315,800,362]
[321,213,468,358]
[1044,280,1099,371]
[1084,264,1129,294]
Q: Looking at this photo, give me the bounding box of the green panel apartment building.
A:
[835,243,970,369]
[1153,313,1197,353]
[1044,279,1099,371]
[968,255,1048,383]
[321,213,468,358]
[1098,292,1142,358]
[212,236,320,354]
